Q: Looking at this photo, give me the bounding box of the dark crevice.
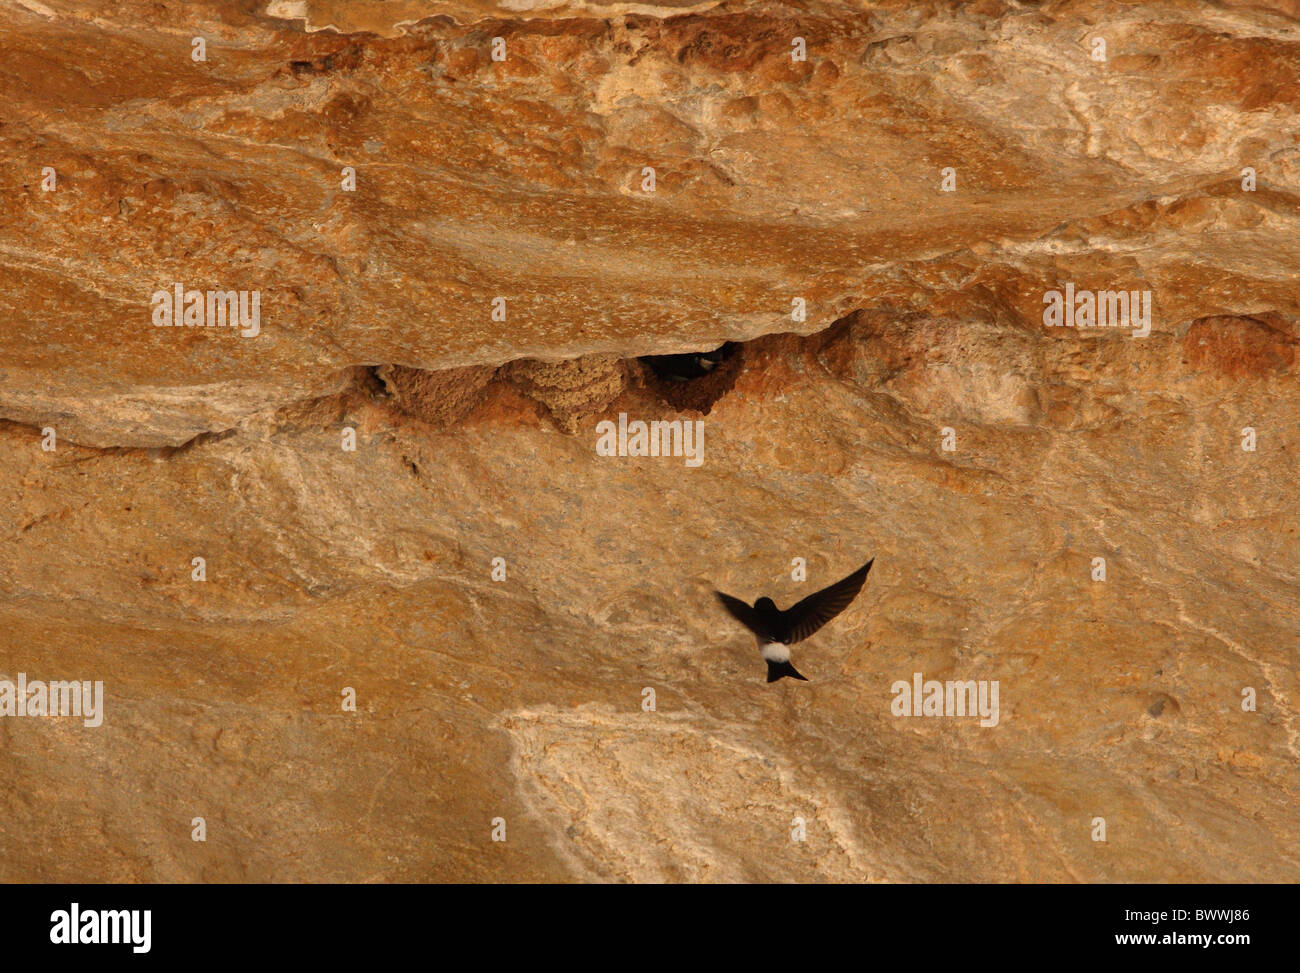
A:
[360,365,392,400]
[639,342,735,381]
[376,316,859,433]
[638,341,743,414]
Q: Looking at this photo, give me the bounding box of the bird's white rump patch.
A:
[760,642,790,663]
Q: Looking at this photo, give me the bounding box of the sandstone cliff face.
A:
[1,0,1297,882]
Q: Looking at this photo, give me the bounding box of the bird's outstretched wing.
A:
[714,590,774,640]
[785,558,874,644]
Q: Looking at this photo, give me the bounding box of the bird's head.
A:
[754,596,777,613]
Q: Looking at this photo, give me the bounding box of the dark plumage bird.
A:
[714,559,874,683]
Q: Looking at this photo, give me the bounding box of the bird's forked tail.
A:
[766,659,809,683]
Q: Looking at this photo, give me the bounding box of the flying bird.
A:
[714,559,874,683]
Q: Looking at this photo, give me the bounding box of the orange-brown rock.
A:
[0,0,1297,882]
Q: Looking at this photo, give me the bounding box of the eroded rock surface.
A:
[0,0,1297,882]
